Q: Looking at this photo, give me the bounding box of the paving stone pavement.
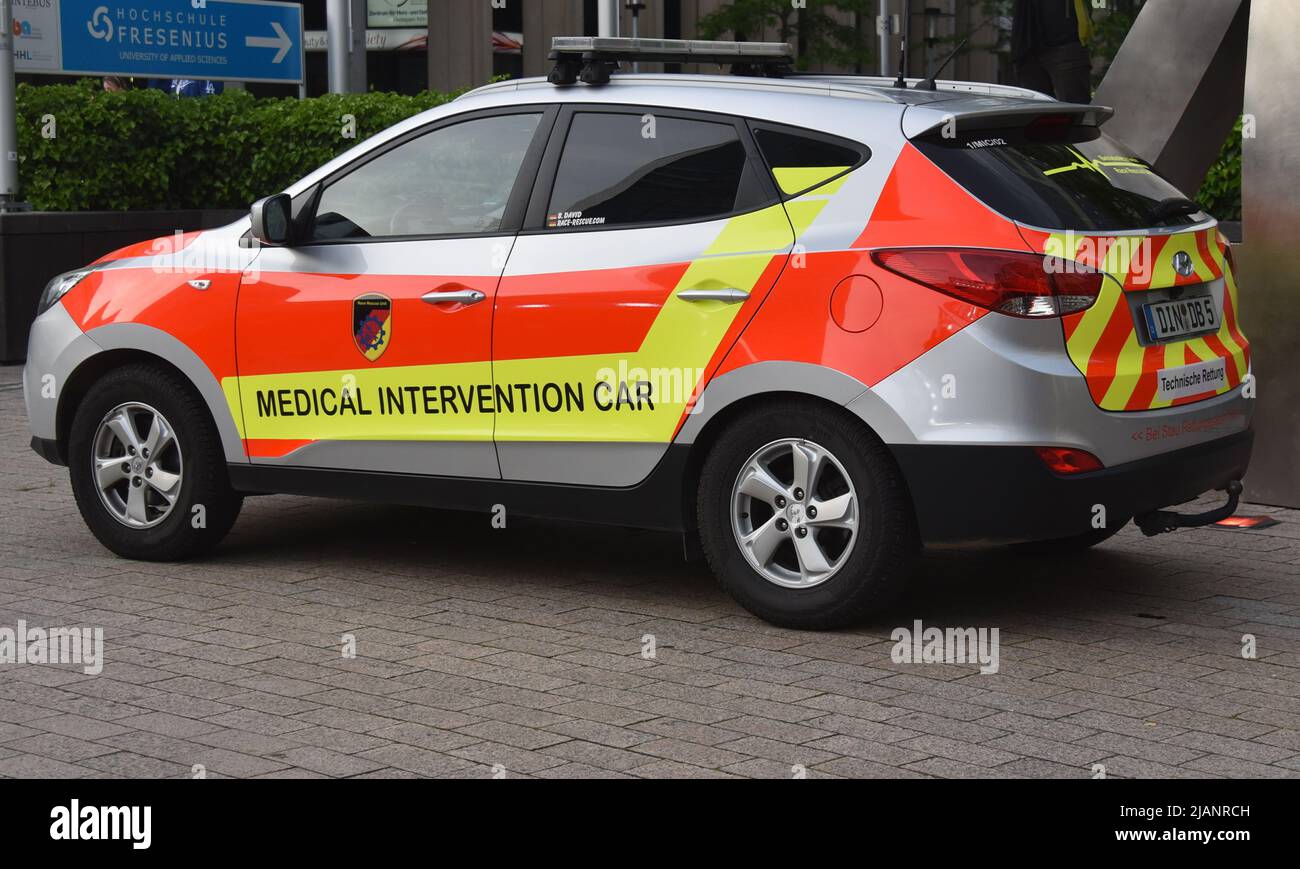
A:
[2,364,1298,779]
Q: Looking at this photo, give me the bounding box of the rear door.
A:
[491,106,793,485]
[232,108,553,475]
[914,126,1250,412]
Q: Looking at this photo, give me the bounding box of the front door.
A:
[231,109,550,476]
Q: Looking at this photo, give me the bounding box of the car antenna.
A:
[917,37,969,90]
[892,4,912,88]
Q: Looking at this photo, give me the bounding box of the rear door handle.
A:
[677,288,750,303]
[422,289,486,306]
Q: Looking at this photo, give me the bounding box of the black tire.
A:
[696,401,916,630]
[68,363,242,561]
[1010,518,1129,554]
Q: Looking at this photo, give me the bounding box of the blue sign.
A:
[58,0,303,84]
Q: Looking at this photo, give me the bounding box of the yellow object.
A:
[1075,0,1094,45]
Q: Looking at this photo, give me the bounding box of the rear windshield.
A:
[914,127,1205,232]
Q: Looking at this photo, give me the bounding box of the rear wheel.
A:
[697,402,915,629]
[68,364,242,561]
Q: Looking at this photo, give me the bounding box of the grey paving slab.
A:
[0,364,1297,778]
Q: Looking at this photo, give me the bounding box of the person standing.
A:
[1011,0,1094,104]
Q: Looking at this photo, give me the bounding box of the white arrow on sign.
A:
[245,21,292,64]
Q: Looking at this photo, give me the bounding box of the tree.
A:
[697,0,875,71]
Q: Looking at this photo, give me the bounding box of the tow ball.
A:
[1135,480,1243,537]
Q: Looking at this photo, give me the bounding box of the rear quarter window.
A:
[752,125,869,198]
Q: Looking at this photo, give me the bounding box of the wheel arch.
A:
[57,324,245,466]
[677,362,918,534]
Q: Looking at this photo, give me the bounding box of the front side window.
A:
[546,113,759,230]
[311,113,542,241]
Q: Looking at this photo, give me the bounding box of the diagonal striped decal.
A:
[1036,227,1251,412]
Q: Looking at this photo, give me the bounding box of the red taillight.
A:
[1034,447,1104,476]
[872,248,1102,318]
[1223,242,1236,276]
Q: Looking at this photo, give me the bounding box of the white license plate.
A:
[1142,294,1219,341]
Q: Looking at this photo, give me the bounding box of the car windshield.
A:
[914,127,1206,232]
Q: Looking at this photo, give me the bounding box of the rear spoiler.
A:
[902,102,1115,140]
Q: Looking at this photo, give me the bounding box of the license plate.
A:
[1142,294,1219,342]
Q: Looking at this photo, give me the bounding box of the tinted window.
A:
[756,129,863,170]
[915,128,1203,232]
[547,113,756,229]
[311,113,541,241]
[754,127,866,197]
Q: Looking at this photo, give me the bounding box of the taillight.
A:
[1223,242,1236,276]
[1034,447,1103,475]
[872,248,1102,318]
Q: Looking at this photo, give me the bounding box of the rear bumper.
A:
[31,436,64,466]
[894,428,1254,545]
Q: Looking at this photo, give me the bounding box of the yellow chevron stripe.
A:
[1100,328,1144,409]
[222,184,837,444]
[1060,228,1249,411]
[772,166,851,197]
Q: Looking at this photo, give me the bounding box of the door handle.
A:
[677,288,750,303]
[422,289,486,306]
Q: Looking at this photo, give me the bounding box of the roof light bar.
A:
[549,36,795,86]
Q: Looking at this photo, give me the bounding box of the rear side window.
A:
[546,113,763,229]
[753,126,867,197]
[914,128,1203,232]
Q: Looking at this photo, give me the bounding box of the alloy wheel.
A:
[91,402,183,529]
[729,438,859,588]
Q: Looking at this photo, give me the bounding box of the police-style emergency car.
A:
[24,39,1253,628]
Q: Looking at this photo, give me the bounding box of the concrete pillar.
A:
[597,0,620,37]
[327,0,367,94]
[1240,0,1300,507]
[1093,0,1248,196]
[522,0,586,79]
[428,0,494,92]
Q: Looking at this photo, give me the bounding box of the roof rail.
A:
[549,36,794,86]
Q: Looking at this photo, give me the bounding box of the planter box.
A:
[0,209,245,363]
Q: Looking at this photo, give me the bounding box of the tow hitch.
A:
[1135,480,1243,537]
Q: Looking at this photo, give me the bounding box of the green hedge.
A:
[1195,118,1243,222]
[15,78,1245,220]
[15,80,457,211]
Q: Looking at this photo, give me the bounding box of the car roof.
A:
[281,73,1108,200]
[466,72,1058,109]
[455,73,1103,145]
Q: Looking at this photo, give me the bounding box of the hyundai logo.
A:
[87,6,113,42]
[1172,251,1195,278]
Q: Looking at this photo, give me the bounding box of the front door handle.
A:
[677,288,750,303]
[422,289,486,306]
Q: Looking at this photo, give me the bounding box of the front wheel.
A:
[68,364,243,561]
[696,402,915,629]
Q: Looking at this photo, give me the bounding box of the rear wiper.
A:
[1151,197,1202,223]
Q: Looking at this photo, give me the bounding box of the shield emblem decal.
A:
[352,293,392,362]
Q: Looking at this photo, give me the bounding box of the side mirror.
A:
[250,193,293,246]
